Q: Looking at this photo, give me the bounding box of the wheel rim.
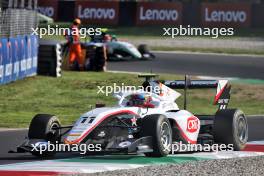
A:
[237,115,248,143]
[50,122,60,138]
[160,121,172,152]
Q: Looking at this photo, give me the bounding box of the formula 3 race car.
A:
[10,74,248,157]
[88,33,155,61]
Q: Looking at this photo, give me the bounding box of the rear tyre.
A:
[138,44,155,59]
[140,114,172,157]
[138,44,149,54]
[28,114,61,157]
[213,109,248,151]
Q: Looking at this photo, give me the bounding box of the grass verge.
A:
[0,71,263,128]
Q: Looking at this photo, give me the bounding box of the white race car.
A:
[11,74,248,157]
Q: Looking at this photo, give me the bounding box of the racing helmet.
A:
[127,93,154,108]
[103,34,112,42]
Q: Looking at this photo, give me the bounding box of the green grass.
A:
[234,28,264,38]
[0,71,263,128]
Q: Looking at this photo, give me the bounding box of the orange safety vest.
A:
[66,25,80,44]
[68,25,83,68]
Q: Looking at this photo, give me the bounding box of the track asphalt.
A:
[0,116,263,165]
[108,52,264,80]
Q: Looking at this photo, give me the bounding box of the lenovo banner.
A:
[38,0,58,20]
[75,1,119,25]
[201,3,251,27]
[136,2,182,26]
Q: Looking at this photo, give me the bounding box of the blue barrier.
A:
[10,37,19,81]
[31,35,38,75]
[0,41,3,83]
[17,35,27,80]
[0,35,38,85]
[1,38,11,84]
[25,35,32,76]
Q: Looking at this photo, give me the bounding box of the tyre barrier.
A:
[85,45,107,72]
[0,35,38,85]
[38,40,62,77]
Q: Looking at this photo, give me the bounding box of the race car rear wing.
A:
[139,74,231,110]
[163,80,218,89]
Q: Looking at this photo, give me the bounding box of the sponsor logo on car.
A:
[119,141,132,148]
[69,133,81,136]
[187,116,199,133]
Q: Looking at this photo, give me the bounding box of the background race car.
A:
[88,31,155,60]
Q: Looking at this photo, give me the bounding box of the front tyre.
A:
[213,109,248,151]
[28,114,61,157]
[140,114,172,157]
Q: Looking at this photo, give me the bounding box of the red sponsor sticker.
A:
[187,116,199,133]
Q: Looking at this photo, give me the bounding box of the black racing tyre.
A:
[213,109,248,151]
[140,114,172,157]
[28,114,61,140]
[138,44,149,54]
[28,114,61,157]
[138,44,155,59]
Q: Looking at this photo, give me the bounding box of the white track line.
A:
[0,152,263,174]
[0,128,27,132]
[153,50,264,58]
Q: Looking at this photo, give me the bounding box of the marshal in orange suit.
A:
[66,18,84,70]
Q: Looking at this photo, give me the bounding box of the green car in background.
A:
[88,33,155,60]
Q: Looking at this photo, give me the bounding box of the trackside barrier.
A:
[38,40,62,77]
[0,35,39,85]
[17,36,27,80]
[0,39,4,83]
[40,1,264,27]
[10,37,19,82]
[31,35,39,75]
